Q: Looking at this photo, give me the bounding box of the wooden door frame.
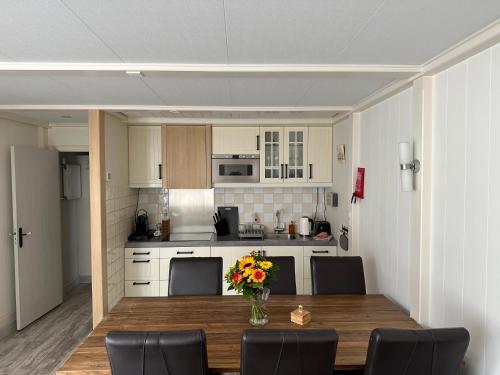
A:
[88,110,107,328]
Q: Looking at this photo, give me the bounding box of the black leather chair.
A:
[266,256,297,295]
[360,327,470,375]
[311,256,366,295]
[168,257,222,296]
[105,330,209,375]
[241,329,338,375]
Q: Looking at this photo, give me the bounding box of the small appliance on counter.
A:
[299,216,314,237]
[313,220,332,236]
[128,209,155,241]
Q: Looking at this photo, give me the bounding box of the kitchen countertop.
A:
[125,233,337,248]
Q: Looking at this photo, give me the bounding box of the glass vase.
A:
[249,288,270,325]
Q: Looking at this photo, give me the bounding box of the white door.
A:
[307,127,333,183]
[260,127,284,183]
[284,128,308,183]
[11,146,63,330]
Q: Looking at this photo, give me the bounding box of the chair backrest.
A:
[363,328,470,375]
[241,329,338,375]
[168,257,222,296]
[266,256,297,295]
[105,330,209,375]
[311,256,366,295]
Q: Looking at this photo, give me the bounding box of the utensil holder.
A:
[215,219,229,236]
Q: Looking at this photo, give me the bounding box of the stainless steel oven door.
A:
[212,156,260,183]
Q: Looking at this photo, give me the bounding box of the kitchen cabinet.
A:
[162,125,211,189]
[212,127,260,155]
[303,245,337,295]
[260,126,330,185]
[307,127,333,183]
[128,126,162,188]
[261,246,304,294]
[124,247,160,297]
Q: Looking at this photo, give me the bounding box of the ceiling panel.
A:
[62,0,228,63]
[4,110,88,124]
[0,1,119,62]
[337,0,500,64]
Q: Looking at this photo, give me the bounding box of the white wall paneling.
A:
[357,88,413,311]
[429,43,500,375]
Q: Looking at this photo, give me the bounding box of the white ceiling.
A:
[0,0,499,121]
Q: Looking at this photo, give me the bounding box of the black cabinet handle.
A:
[133,282,150,286]
[309,164,313,179]
[280,164,284,179]
[177,251,194,255]
[256,135,260,151]
[133,260,151,263]
[18,227,32,249]
[285,164,288,179]
[312,250,329,254]
[159,164,162,179]
[133,252,150,256]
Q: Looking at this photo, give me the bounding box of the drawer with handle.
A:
[125,258,159,281]
[125,248,159,259]
[159,247,210,259]
[125,280,159,297]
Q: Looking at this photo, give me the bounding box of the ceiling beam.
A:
[0,63,421,74]
[125,117,335,125]
[0,105,352,112]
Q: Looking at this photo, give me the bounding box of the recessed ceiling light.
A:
[169,110,180,114]
[126,71,144,77]
[60,115,73,119]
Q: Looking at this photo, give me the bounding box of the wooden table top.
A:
[57,295,420,374]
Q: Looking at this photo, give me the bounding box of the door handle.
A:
[280,164,284,179]
[133,252,151,256]
[177,251,194,255]
[309,164,313,179]
[133,260,150,263]
[133,282,150,286]
[256,135,260,151]
[18,227,31,248]
[312,250,329,254]
[285,164,288,179]
[159,164,162,179]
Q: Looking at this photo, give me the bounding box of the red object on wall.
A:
[351,167,365,203]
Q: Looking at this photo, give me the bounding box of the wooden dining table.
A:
[57,294,421,374]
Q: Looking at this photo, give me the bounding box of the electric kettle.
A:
[299,216,314,236]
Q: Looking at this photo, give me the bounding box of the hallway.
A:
[0,284,92,375]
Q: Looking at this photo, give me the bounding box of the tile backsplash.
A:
[214,187,327,232]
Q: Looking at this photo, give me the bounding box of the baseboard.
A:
[0,313,16,339]
[79,275,91,284]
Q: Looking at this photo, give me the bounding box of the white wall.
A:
[357,88,413,311]
[430,44,500,375]
[77,155,91,279]
[327,116,353,255]
[104,114,136,310]
[0,118,39,337]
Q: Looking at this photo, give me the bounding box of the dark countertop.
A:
[125,234,338,248]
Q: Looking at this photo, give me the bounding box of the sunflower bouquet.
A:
[225,251,279,298]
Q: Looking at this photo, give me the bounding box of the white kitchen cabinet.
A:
[260,127,284,183]
[307,127,333,183]
[211,246,262,295]
[284,128,308,182]
[125,247,160,297]
[125,281,159,297]
[303,245,337,295]
[212,127,260,155]
[261,246,304,294]
[128,126,162,188]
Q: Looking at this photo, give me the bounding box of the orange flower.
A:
[251,269,266,283]
[232,272,243,285]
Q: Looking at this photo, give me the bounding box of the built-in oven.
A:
[212,155,260,183]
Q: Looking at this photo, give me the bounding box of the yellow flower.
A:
[258,261,273,270]
[239,256,256,271]
[243,268,253,277]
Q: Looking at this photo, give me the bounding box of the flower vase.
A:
[249,288,269,325]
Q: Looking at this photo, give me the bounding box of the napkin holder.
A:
[291,305,311,325]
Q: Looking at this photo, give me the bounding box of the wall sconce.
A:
[398,142,420,192]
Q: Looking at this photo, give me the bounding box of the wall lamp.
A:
[398,142,420,192]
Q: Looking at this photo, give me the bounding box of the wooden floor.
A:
[0,284,92,375]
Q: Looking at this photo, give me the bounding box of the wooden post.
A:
[88,110,107,328]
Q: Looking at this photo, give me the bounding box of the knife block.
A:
[214,219,229,236]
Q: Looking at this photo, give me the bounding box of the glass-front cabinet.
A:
[260,127,284,182]
[260,127,308,183]
[284,128,308,182]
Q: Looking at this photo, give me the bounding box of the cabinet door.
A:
[307,127,333,183]
[163,125,211,189]
[260,127,284,183]
[211,246,262,295]
[262,246,304,294]
[284,128,308,182]
[212,127,260,155]
[128,126,162,188]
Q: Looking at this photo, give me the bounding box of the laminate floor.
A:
[0,284,92,375]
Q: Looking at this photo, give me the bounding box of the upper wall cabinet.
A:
[307,127,332,183]
[212,127,260,155]
[162,125,211,189]
[128,126,162,188]
[259,126,331,185]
